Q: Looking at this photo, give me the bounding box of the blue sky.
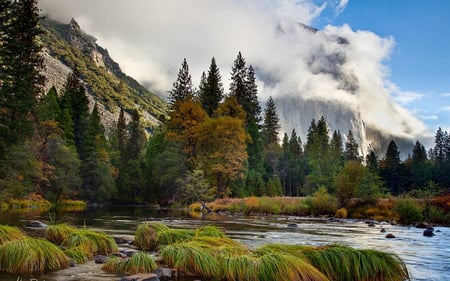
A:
[314,0,450,133]
[40,0,448,141]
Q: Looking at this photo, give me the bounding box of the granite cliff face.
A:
[267,25,416,158]
[39,18,167,132]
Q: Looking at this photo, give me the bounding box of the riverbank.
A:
[191,195,450,226]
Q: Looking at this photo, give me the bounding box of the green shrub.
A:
[394,199,423,225]
[306,186,338,216]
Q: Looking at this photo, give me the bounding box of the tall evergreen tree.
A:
[169,58,193,106]
[244,65,262,124]
[330,130,344,164]
[261,96,281,146]
[199,57,224,116]
[345,130,360,162]
[381,140,402,194]
[410,140,431,189]
[229,52,247,109]
[117,107,128,163]
[0,0,45,155]
[366,150,379,173]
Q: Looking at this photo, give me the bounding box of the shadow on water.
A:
[0,205,449,281]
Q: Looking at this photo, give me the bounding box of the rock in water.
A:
[423,228,435,237]
[385,233,396,239]
[24,220,47,228]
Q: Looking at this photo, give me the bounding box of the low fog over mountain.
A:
[39,0,431,156]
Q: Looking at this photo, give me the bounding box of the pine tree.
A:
[169,58,194,106]
[117,107,128,163]
[345,130,360,162]
[244,65,262,124]
[229,52,247,108]
[262,96,280,146]
[381,140,402,194]
[366,150,379,172]
[38,86,61,122]
[410,140,430,189]
[199,57,224,116]
[0,0,45,155]
[330,130,343,161]
[127,109,146,161]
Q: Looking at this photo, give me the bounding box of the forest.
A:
[0,0,449,215]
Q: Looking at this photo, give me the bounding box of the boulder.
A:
[423,228,434,237]
[121,249,138,257]
[415,222,428,229]
[114,236,133,244]
[154,267,175,278]
[385,233,396,239]
[94,255,108,264]
[287,223,298,228]
[368,222,376,227]
[24,220,47,228]
[380,228,386,233]
[120,273,160,281]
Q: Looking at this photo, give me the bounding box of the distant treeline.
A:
[0,0,449,207]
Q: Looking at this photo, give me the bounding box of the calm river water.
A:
[0,206,448,281]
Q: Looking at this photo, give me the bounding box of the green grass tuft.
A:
[157,229,195,246]
[44,223,77,245]
[195,225,227,238]
[303,245,410,281]
[62,229,117,257]
[0,225,26,244]
[161,243,221,278]
[134,222,169,251]
[101,252,157,275]
[64,247,89,264]
[0,237,69,274]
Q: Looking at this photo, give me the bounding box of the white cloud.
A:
[335,0,349,16]
[392,91,424,105]
[38,0,428,140]
[441,93,450,97]
[437,106,450,113]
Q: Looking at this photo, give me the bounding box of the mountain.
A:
[39,18,168,131]
[265,24,417,158]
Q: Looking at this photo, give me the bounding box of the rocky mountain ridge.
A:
[39,18,168,132]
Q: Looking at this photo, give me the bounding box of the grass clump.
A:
[134,222,169,251]
[161,243,221,278]
[394,199,423,225]
[158,229,195,246]
[62,229,118,257]
[0,237,68,274]
[195,225,226,238]
[102,252,157,275]
[0,225,26,244]
[44,223,77,245]
[302,245,409,281]
[64,247,89,264]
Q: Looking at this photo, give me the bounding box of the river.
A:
[0,206,448,281]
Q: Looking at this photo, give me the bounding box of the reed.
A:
[102,252,157,275]
[0,225,26,244]
[0,237,68,274]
